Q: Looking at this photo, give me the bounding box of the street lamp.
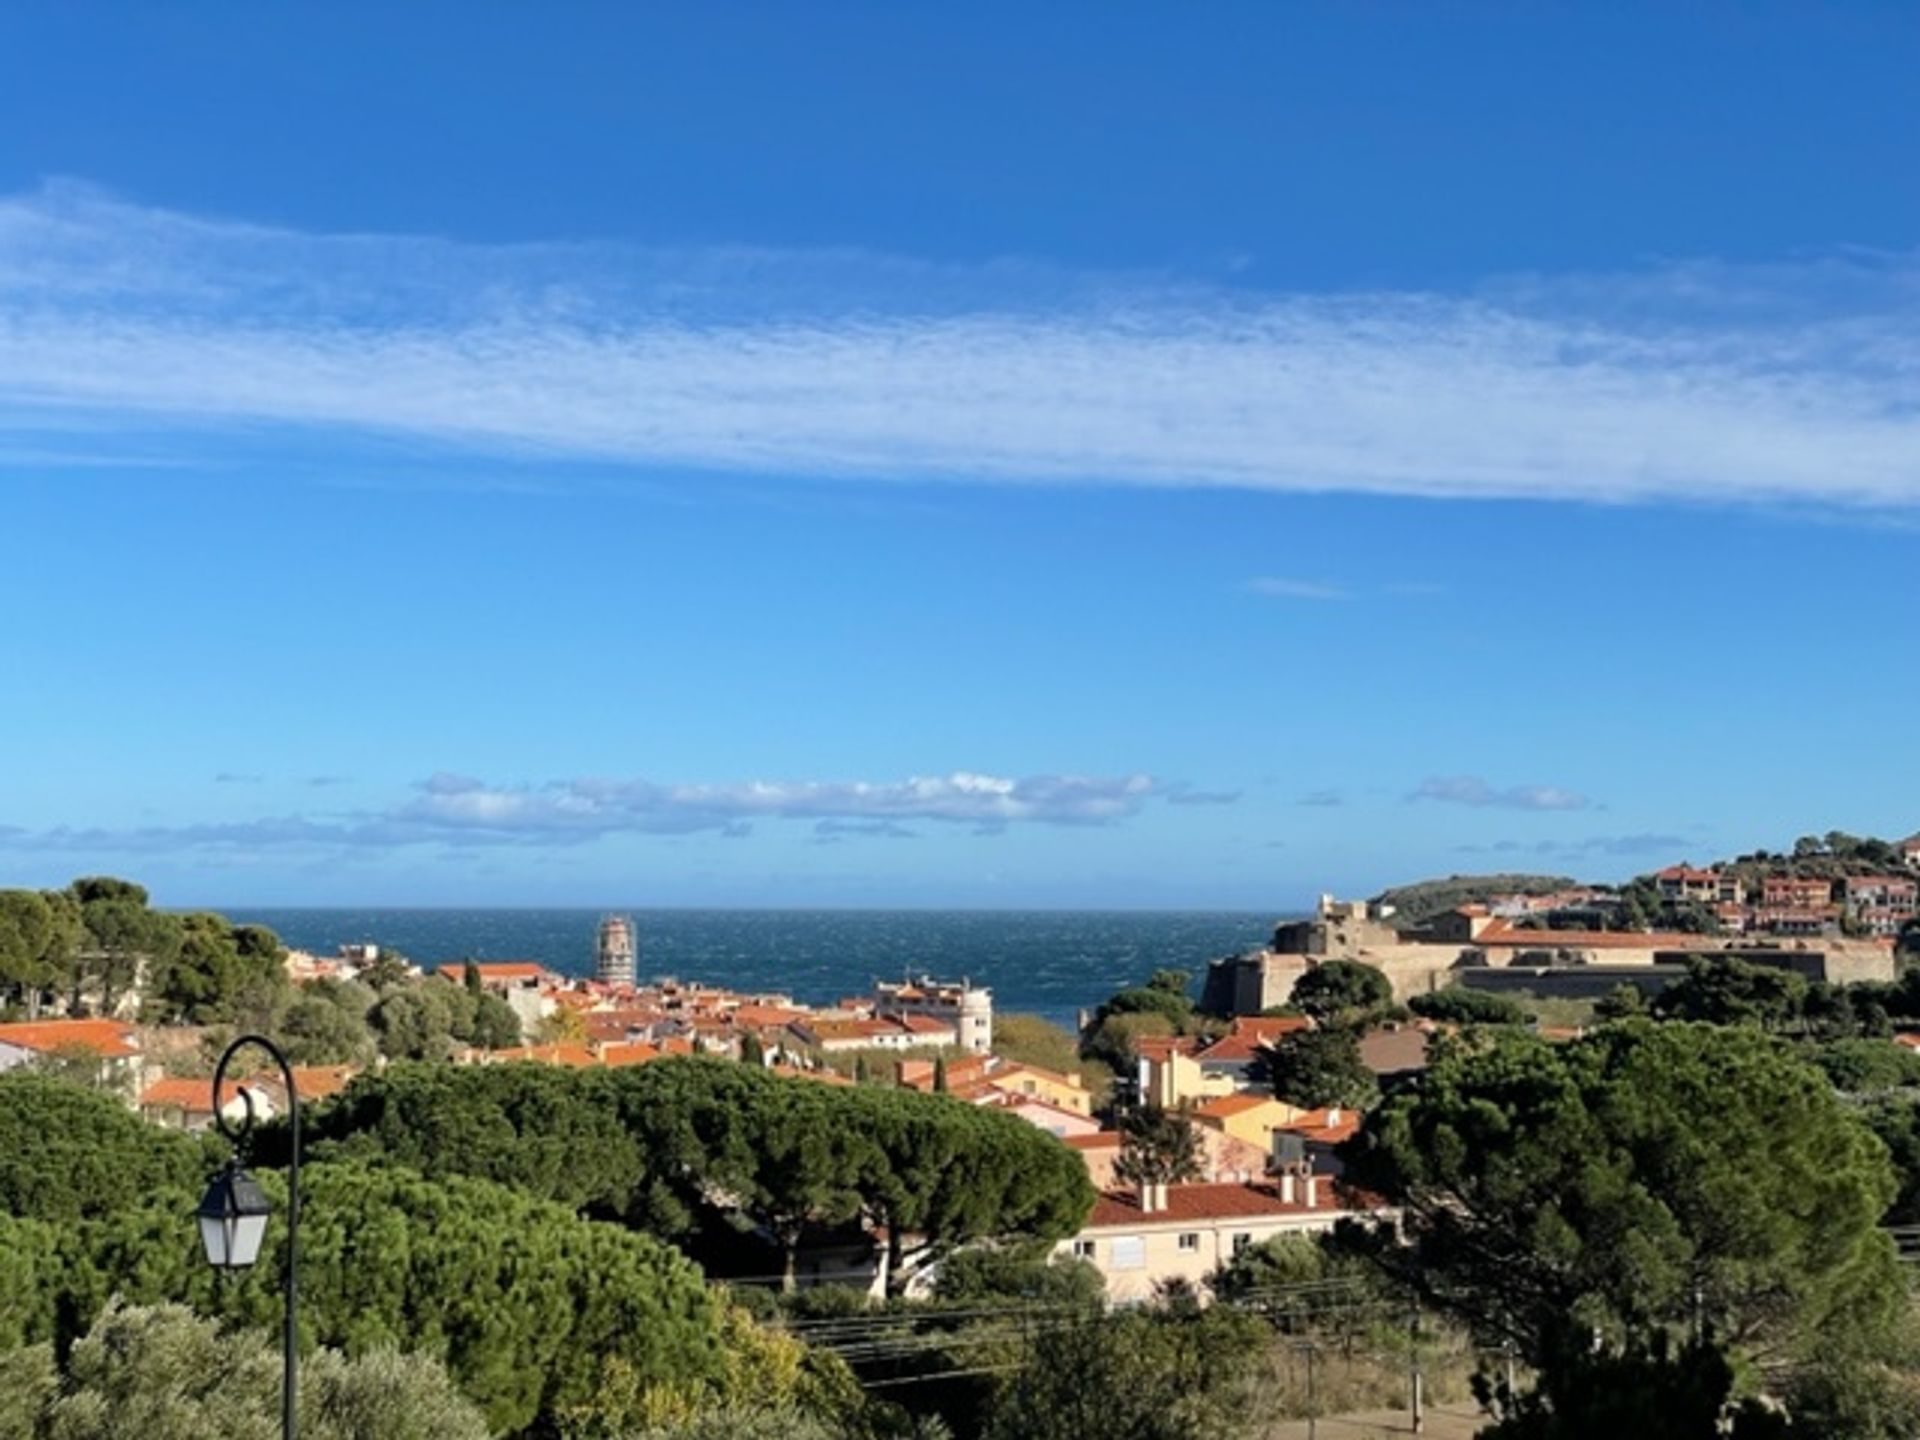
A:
[195,1160,271,1269]
[196,1034,301,1440]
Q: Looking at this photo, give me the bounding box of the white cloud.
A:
[0,768,1159,854]
[1244,577,1350,601]
[3,182,1920,507]
[1410,775,1593,812]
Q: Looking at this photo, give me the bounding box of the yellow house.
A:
[1054,1179,1389,1303]
[985,1060,1096,1116]
[1191,1092,1306,1151]
[1136,1036,1237,1109]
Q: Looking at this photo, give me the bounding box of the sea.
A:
[226,909,1279,1030]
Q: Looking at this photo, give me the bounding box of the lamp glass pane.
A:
[197,1213,229,1267]
[228,1212,268,1268]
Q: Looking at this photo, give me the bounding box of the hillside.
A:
[1371,873,1580,930]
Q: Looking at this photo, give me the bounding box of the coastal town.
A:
[7,831,1920,1315]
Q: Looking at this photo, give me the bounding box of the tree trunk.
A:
[885,1227,906,1299]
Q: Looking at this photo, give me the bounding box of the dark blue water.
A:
[227,909,1276,1028]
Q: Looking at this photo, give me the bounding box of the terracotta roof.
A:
[1133,1035,1201,1062]
[995,1095,1093,1124]
[596,1041,662,1067]
[1083,1180,1348,1227]
[1654,865,1717,882]
[434,961,547,982]
[989,1059,1081,1088]
[287,1065,357,1101]
[1278,1107,1361,1144]
[898,1014,957,1035]
[1199,1031,1291,1064]
[1194,1093,1281,1119]
[583,1011,663,1043]
[1063,1131,1122,1150]
[1472,922,1705,950]
[0,1019,138,1058]
[139,1076,263,1113]
[491,1043,597,1067]
[731,1004,809,1028]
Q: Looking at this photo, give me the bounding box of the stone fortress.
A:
[1203,891,1896,1016]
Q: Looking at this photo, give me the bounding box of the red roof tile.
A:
[139,1076,263,1113]
[434,961,547,983]
[0,1019,139,1058]
[1083,1180,1350,1227]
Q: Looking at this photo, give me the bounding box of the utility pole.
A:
[1409,1305,1424,1433]
[1304,1341,1318,1440]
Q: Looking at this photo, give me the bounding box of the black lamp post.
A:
[196,1035,301,1440]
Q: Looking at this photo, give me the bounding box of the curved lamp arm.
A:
[210,1033,300,1440]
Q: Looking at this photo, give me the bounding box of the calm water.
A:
[226,909,1278,1028]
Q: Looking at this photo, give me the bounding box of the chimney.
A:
[1140,1181,1167,1214]
[1303,1173,1320,1208]
[1325,1105,1341,1125]
[1279,1172,1296,1204]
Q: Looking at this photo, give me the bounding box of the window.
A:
[1232,1233,1252,1256]
[1110,1236,1146,1271]
[1072,1240,1096,1260]
[1178,1233,1200,1252]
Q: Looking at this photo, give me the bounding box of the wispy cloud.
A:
[812,819,919,844]
[1411,775,1593,812]
[1163,783,1242,806]
[1243,577,1350,601]
[0,767,1159,855]
[212,772,263,785]
[1458,832,1690,860]
[304,774,352,788]
[1296,790,1344,808]
[5,182,1920,507]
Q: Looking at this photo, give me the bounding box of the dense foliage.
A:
[1371,874,1578,930]
[1077,968,1213,1075]
[984,1305,1268,1440]
[1288,960,1393,1026]
[1111,1103,1203,1187]
[1263,1027,1377,1109]
[0,1073,212,1223]
[1346,1021,1901,1416]
[0,1300,489,1440]
[1407,987,1529,1026]
[289,1058,1094,1293]
[0,877,288,1026]
[0,1157,782,1435]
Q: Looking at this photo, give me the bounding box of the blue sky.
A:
[2,3,1917,908]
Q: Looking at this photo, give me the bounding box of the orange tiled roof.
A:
[989,1059,1083,1088]
[1063,1131,1122,1150]
[1277,1107,1362,1144]
[434,961,547,983]
[596,1041,662,1067]
[1472,922,1707,950]
[0,1019,138,1058]
[492,1043,597,1067]
[1194,1093,1280,1119]
[1084,1180,1351,1227]
[731,1004,809,1028]
[139,1076,262,1113]
[898,1014,957,1035]
[286,1065,357,1101]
